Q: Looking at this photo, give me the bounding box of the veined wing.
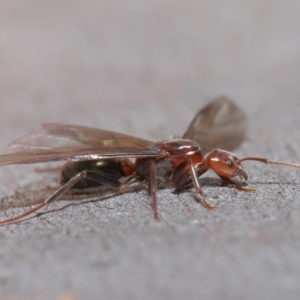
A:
[0,123,158,166]
[8,123,153,153]
[42,123,153,148]
[183,96,247,154]
[0,147,159,166]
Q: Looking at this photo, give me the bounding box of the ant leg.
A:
[0,170,121,225]
[148,161,160,221]
[219,176,256,193]
[188,162,216,210]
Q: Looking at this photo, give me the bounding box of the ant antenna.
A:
[240,157,300,170]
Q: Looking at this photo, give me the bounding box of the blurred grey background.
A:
[0,1,300,299]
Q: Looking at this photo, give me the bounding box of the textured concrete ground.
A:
[0,1,300,299]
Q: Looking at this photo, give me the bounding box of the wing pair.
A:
[0,97,246,166]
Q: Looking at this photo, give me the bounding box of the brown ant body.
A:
[0,97,299,225]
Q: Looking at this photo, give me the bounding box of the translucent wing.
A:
[183,96,247,154]
[9,123,153,152]
[0,123,158,166]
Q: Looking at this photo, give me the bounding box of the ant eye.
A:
[226,159,233,167]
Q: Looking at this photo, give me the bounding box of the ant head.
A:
[205,149,248,180]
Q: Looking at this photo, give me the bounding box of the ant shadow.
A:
[1,176,300,224]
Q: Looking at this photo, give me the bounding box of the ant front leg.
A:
[0,170,122,225]
[188,162,217,210]
[172,161,216,210]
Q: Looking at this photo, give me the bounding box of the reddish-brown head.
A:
[205,149,247,180]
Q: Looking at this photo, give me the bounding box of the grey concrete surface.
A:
[0,1,300,299]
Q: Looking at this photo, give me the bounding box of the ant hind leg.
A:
[0,170,122,225]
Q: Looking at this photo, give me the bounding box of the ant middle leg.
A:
[148,161,160,221]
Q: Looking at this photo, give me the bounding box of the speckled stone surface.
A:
[0,2,300,299]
